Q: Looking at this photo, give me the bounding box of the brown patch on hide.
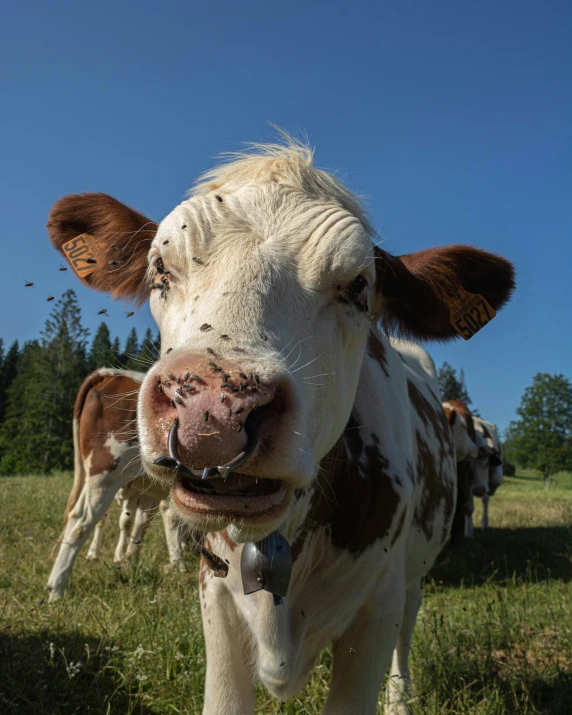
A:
[413,435,455,544]
[219,529,238,552]
[450,461,472,546]
[409,382,454,466]
[47,193,157,304]
[79,373,140,477]
[373,244,515,341]
[367,332,390,377]
[199,558,209,592]
[292,413,403,559]
[390,508,407,546]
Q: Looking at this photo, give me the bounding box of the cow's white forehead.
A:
[150,141,375,284]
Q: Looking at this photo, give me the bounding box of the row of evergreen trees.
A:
[0,290,159,475]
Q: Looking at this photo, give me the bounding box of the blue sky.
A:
[1,0,570,434]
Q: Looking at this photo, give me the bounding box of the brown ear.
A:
[374,245,515,341]
[46,193,157,304]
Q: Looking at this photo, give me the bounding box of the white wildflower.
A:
[66,661,82,678]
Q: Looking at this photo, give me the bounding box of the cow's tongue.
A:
[180,473,280,497]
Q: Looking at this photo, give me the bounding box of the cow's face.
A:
[444,404,479,462]
[470,429,493,497]
[477,419,504,494]
[47,143,515,541]
[138,185,375,539]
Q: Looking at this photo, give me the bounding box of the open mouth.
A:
[154,413,289,516]
[173,471,288,515]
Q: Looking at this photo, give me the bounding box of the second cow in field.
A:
[443,400,490,544]
[469,417,504,534]
[47,369,186,601]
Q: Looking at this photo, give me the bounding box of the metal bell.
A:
[241,531,292,606]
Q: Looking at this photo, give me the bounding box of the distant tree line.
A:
[2,302,570,482]
[0,290,159,475]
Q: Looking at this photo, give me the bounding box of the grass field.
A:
[1,471,571,714]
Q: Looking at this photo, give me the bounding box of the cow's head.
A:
[47,141,514,541]
[443,401,479,462]
[475,418,504,495]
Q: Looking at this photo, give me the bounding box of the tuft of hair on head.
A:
[189,128,374,236]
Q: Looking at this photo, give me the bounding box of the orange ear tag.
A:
[447,286,496,340]
[62,234,98,278]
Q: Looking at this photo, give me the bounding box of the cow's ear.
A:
[374,245,515,341]
[47,193,157,304]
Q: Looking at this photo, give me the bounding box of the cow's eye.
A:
[347,274,369,312]
[150,256,172,297]
[348,274,367,299]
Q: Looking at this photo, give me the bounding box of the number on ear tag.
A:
[447,286,497,340]
[62,234,98,278]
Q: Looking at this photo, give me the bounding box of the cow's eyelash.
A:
[149,256,172,298]
[336,274,369,313]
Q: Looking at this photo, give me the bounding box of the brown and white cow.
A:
[47,139,514,713]
[470,417,504,532]
[442,400,489,544]
[47,369,186,601]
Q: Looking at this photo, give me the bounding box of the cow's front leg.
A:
[201,566,255,715]
[47,479,119,601]
[385,580,422,715]
[323,599,403,715]
[85,511,109,560]
[480,493,490,530]
[125,495,157,559]
[464,493,475,538]
[113,493,138,562]
[160,500,186,572]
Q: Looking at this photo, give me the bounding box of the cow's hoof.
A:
[47,587,63,603]
[85,552,99,562]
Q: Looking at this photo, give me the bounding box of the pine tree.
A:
[122,328,142,371]
[111,336,121,363]
[437,362,472,405]
[0,290,89,475]
[88,322,115,371]
[135,328,158,373]
[119,328,139,369]
[0,340,21,424]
